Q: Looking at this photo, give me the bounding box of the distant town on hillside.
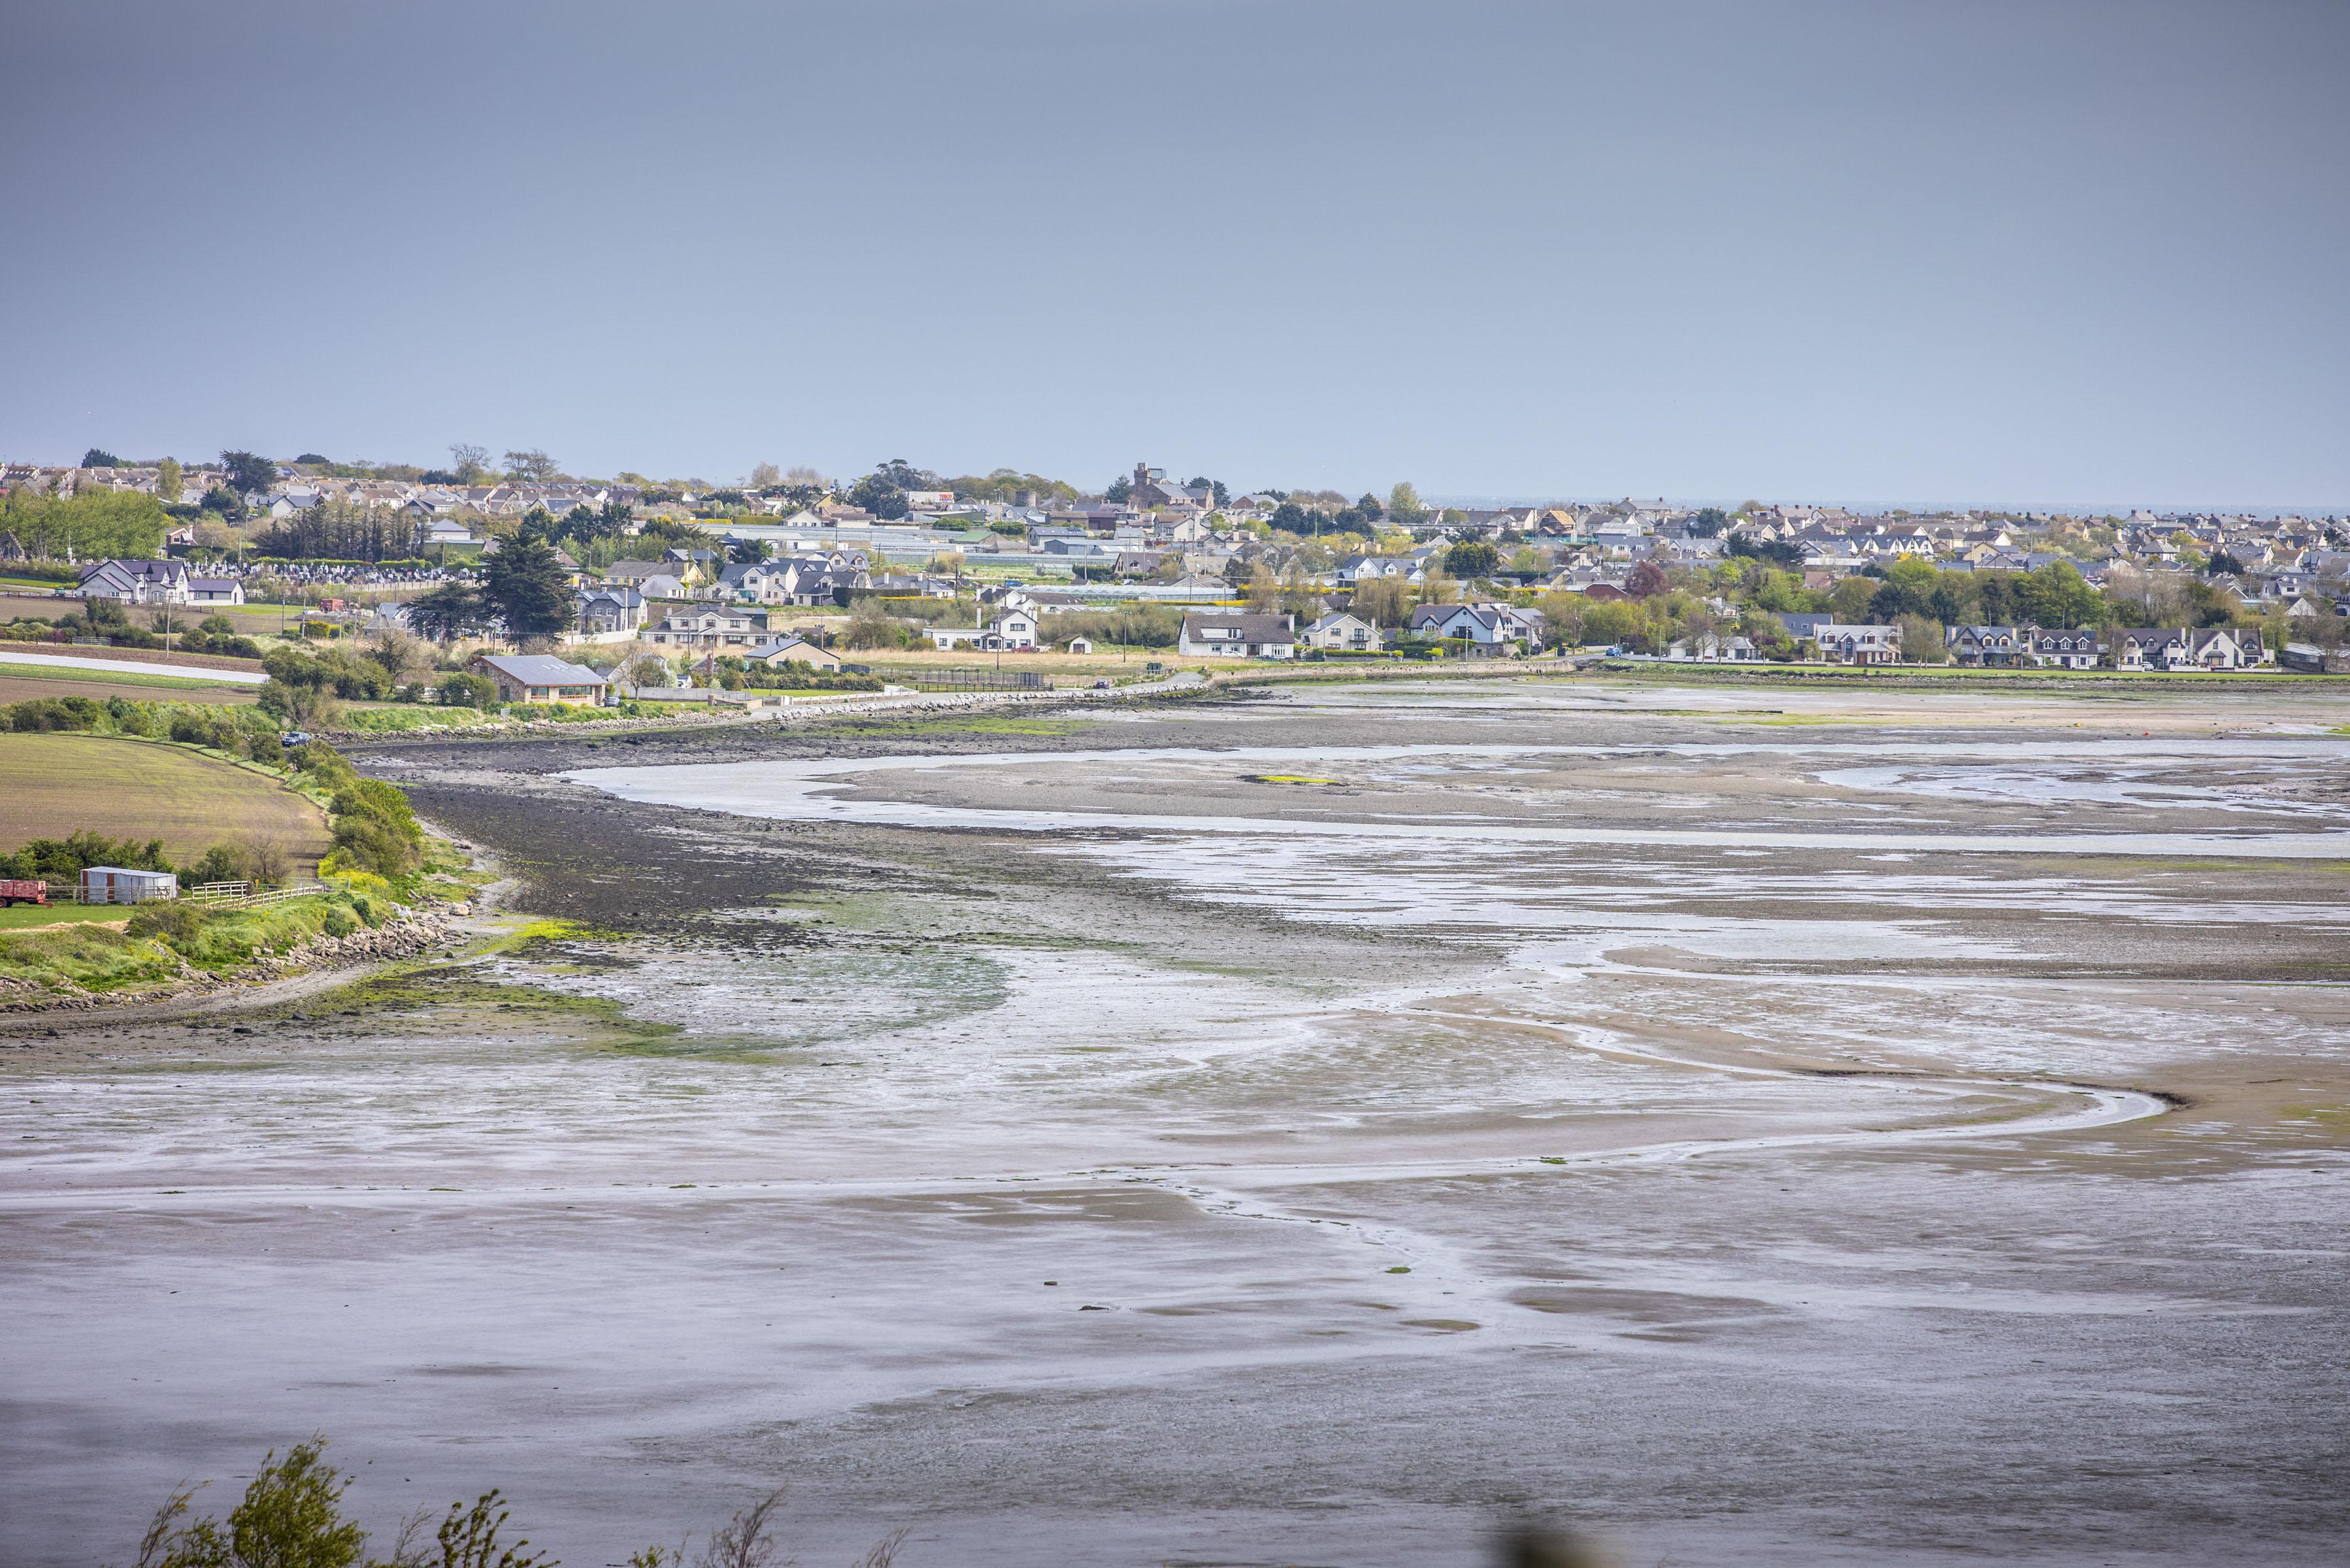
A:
[5,448,2347,681]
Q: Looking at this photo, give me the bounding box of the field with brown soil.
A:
[0,733,328,861]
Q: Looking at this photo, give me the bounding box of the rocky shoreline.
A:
[0,907,462,1018]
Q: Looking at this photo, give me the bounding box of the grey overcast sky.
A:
[3,1,2345,510]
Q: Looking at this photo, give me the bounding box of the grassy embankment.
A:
[0,730,484,1002]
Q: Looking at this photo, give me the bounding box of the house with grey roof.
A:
[467,653,606,705]
[1178,612,1296,659]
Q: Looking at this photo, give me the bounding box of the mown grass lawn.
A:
[0,904,127,932]
[0,733,330,863]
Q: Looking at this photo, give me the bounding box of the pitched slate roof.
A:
[476,654,603,685]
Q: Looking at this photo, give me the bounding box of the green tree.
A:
[842,598,908,648]
[501,449,559,482]
[157,457,184,502]
[82,447,124,468]
[1728,533,1804,569]
[1536,590,1587,647]
[1,487,171,559]
[1581,599,1645,647]
[405,581,489,642]
[1442,541,1499,579]
[1687,506,1730,537]
[848,472,909,520]
[2016,561,2100,629]
[482,534,574,640]
[1386,482,1427,529]
[1351,575,1410,627]
[220,451,277,495]
[1829,575,1879,621]
[437,672,498,709]
[1896,612,1949,663]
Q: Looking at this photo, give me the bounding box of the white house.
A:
[1408,602,1542,651]
[929,607,1040,652]
[646,604,768,648]
[2110,628,2191,670]
[1666,632,1760,662]
[1810,623,1902,664]
[1178,612,1297,659]
[1299,611,1383,653]
[743,635,844,671]
[78,559,191,604]
[2026,629,2102,669]
[715,559,802,604]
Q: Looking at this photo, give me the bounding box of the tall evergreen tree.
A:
[482,533,574,640]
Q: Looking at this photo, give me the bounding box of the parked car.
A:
[280,730,313,748]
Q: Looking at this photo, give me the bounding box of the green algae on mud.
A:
[274,958,682,1051]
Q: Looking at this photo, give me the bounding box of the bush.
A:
[326,777,423,879]
[437,672,497,708]
[5,695,103,732]
[320,904,359,938]
[127,900,211,950]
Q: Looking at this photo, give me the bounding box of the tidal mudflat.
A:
[5,678,2349,1566]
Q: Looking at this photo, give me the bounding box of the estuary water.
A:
[5,682,2348,1567]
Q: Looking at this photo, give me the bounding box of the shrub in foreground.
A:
[131,1439,908,1568]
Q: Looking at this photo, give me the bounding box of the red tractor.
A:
[0,879,52,907]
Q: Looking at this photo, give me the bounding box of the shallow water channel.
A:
[5,681,2349,1566]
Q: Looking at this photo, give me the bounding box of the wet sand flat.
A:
[3,677,2348,1566]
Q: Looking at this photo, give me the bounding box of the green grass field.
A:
[0,903,127,931]
[0,674,252,706]
[0,733,330,863]
[0,658,256,692]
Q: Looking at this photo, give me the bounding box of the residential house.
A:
[76,558,247,606]
[469,653,606,706]
[664,547,725,585]
[1810,623,1901,664]
[2109,628,2191,670]
[1299,612,1383,653]
[78,559,190,604]
[928,606,1040,651]
[2186,627,2264,669]
[2026,628,2102,669]
[1336,555,1418,588]
[743,635,844,671]
[576,585,648,636]
[1666,632,1761,662]
[1409,602,1543,652]
[1178,613,1297,659]
[716,559,801,604]
[646,604,769,649]
[604,559,682,590]
[1946,625,2026,666]
[787,565,867,607]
